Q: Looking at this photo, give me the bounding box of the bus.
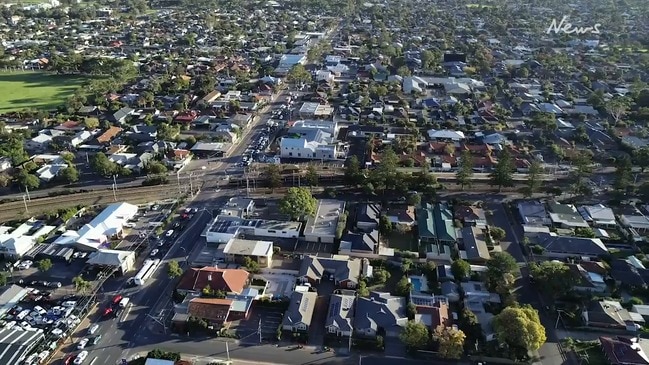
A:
[133,259,161,286]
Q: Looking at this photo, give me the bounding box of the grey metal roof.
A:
[282,291,317,328]
[325,293,355,332]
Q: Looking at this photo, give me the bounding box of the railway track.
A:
[0,185,180,223]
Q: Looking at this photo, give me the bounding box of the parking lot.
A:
[233,304,284,343]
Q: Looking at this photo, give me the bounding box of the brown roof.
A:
[417,302,451,329]
[96,126,122,144]
[188,298,233,323]
[454,205,484,222]
[169,149,190,160]
[600,336,649,365]
[177,267,249,294]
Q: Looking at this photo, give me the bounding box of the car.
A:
[48,281,62,288]
[123,222,136,228]
[74,350,88,364]
[157,241,165,247]
[151,204,161,211]
[78,252,88,259]
[88,324,99,335]
[63,354,76,365]
[17,260,33,270]
[150,249,159,257]
[61,301,77,308]
[165,230,174,237]
[72,252,80,258]
[91,334,102,345]
[77,338,89,349]
[112,295,123,305]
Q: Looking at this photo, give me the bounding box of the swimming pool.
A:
[409,276,428,292]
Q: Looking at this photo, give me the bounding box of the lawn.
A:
[0,71,87,112]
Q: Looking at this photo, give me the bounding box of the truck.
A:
[133,259,161,286]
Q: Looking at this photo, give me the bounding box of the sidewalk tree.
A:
[61,165,80,183]
[524,160,543,197]
[399,321,430,350]
[264,164,282,190]
[17,169,40,190]
[493,305,546,352]
[168,260,183,279]
[91,152,116,177]
[279,187,317,220]
[37,259,52,272]
[433,325,466,359]
[528,261,575,299]
[489,149,514,191]
[305,165,318,187]
[456,150,474,190]
[146,161,168,175]
[486,252,518,290]
[344,155,363,186]
[72,275,92,293]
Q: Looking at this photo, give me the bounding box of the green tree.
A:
[61,165,80,183]
[488,226,506,241]
[529,261,575,299]
[458,308,482,342]
[433,325,466,359]
[489,149,514,191]
[168,260,183,279]
[16,170,40,190]
[264,164,282,190]
[38,259,53,272]
[493,305,546,351]
[614,155,633,191]
[243,257,260,274]
[91,152,116,177]
[72,275,92,293]
[456,150,474,190]
[451,259,471,281]
[395,275,411,296]
[357,280,370,297]
[344,155,363,186]
[605,96,630,123]
[372,268,391,284]
[279,187,317,220]
[286,64,311,84]
[399,321,429,350]
[574,227,595,238]
[379,215,393,236]
[146,161,168,175]
[305,165,318,187]
[633,147,649,172]
[84,117,100,129]
[0,272,7,286]
[524,160,543,197]
[486,252,518,291]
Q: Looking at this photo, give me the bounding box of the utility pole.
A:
[258,316,262,344]
[25,185,31,201]
[226,342,231,362]
[189,173,194,197]
[176,170,182,194]
[22,195,29,214]
[112,175,118,201]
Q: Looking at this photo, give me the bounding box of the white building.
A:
[222,238,273,268]
[280,120,341,161]
[53,202,138,251]
[0,220,56,258]
[304,200,346,244]
[205,215,301,244]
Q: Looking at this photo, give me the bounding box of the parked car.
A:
[73,350,88,364]
[150,249,159,257]
[77,338,89,349]
[124,222,137,228]
[17,260,33,270]
[88,324,99,335]
[91,335,102,345]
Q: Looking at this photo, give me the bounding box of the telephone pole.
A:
[23,195,29,214]
[25,185,31,201]
[258,316,262,344]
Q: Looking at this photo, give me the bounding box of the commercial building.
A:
[86,249,136,274]
[303,200,346,244]
[222,238,273,268]
[0,219,56,258]
[204,215,301,244]
[279,120,342,161]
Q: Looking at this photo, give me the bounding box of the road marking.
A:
[119,304,133,323]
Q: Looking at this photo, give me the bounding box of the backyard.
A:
[0,71,86,112]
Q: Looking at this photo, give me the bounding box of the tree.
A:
[264,164,282,190]
[61,165,79,183]
[433,325,466,359]
[305,165,318,187]
[529,261,575,299]
[458,308,482,342]
[242,257,260,273]
[489,149,514,191]
[38,259,53,272]
[493,306,546,351]
[168,260,183,279]
[488,226,506,241]
[344,156,363,186]
[286,64,311,84]
[146,161,168,175]
[279,187,317,220]
[394,275,411,297]
[72,276,92,293]
[372,268,390,284]
[456,151,474,190]
[84,117,100,129]
[92,152,116,177]
[401,258,413,273]
[606,96,630,123]
[574,227,595,238]
[614,155,633,192]
[486,252,518,291]
[357,280,370,297]
[0,272,7,287]
[399,321,429,350]
[633,147,649,172]
[451,259,471,281]
[524,160,543,197]
[379,215,392,236]
[16,170,40,190]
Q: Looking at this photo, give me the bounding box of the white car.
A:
[77,338,89,349]
[17,260,32,269]
[74,350,88,364]
[150,249,159,257]
[124,222,137,228]
[88,324,99,335]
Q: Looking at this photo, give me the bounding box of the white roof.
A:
[223,238,273,257]
[427,129,466,140]
[87,249,135,266]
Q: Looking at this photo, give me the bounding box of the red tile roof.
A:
[177,267,249,294]
[188,298,233,323]
[96,126,122,144]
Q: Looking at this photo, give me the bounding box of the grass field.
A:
[0,71,87,112]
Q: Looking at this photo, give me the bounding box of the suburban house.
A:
[548,202,589,229]
[339,230,380,256]
[325,290,356,337]
[427,129,466,142]
[96,126,123,145]
[354,291,408,338]
[454,204,487,227]
[517,201,551,226]
[176,267,250,296]
[578,205,618,228]
[582,300,644,332]
[110,107,135,124]
[568,263,608,293]
[222,238,273,268]
[417,203,457,261]
[385,205,416,227]
[459,227,491,263]
[187,298,233,327]
[533,232,609,258]
[356,204,380,232]
[298,255,363,288]
[620,213,649,234]
[599,336,649,365]
[282,290,317,333]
